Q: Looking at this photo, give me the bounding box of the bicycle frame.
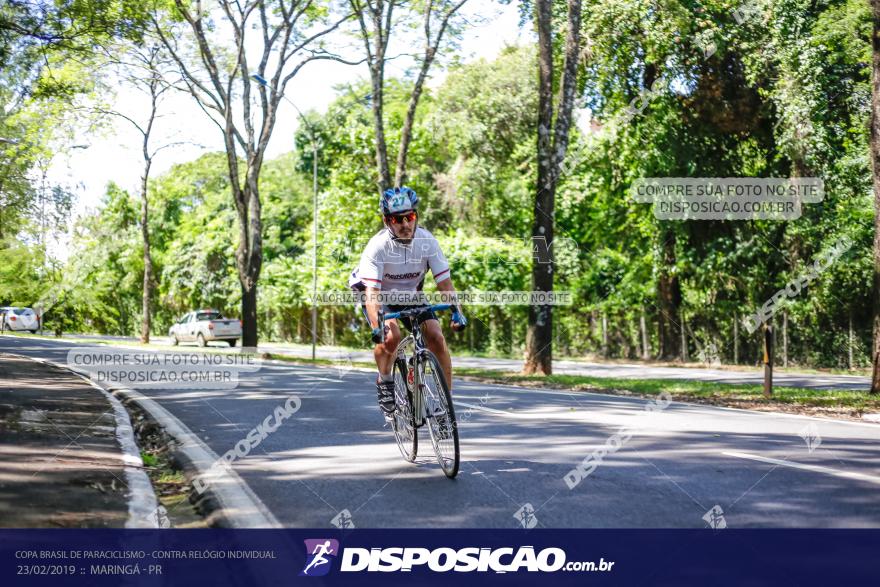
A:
[379,303,452,426]
[395,333,422,423]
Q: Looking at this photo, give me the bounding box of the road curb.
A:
[107,385,282,529]
[19,354,281,529]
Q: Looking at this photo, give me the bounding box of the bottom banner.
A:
[2,529,875,586]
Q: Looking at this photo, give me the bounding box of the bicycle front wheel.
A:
[418,350,459,478]
[391,358,417,462]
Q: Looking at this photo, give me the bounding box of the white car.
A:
[169,309,242,347]
[2,307,40,333]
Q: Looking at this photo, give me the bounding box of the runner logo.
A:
[300,539,339,576]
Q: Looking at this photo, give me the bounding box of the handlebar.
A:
[376,304,455,344]
[381,303,453,322]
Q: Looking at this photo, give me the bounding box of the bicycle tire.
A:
[391,358,418,462]
[418,350,459,478]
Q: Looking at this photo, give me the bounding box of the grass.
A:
[155,470,186,485]
[454,368,880,414]
[261,353,878,415]
[140,452,159,467]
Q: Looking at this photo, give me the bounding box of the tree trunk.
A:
[370,58,391,190]
[849,312,854,370]
[523,0,582,375]
[630,319,640,360]
[241,282,258,349]
[351,0,465,188]
[524,197,555,372]
[354,0,392,190]
[782,310,788,368]
[590,310,598,345]
[140,160,153,344]
[871,0,880,393]
[763,323,774,397]
[234,180,263,348]
[395,1,468,184]
[601,313,608,358]
[523,0,556,375]
[733,317,739,364]
[138,56,160,345]
[395,48,433,186]
[680,312,688,362]
[657,227,682,360]
[640,313,649,360]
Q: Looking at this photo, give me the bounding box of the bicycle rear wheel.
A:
[391,358,417,462]
[418,350,459,478]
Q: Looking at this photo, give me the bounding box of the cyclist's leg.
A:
[374,319,402,375]
[361,302,402,415]
[359,302,402,375]
[420,319,452,390]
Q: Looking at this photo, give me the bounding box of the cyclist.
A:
[349,186,467,417]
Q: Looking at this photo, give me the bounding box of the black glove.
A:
[371,325,388,344]
[451,310,468,332]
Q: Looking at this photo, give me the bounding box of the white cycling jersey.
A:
[348,227,451,291]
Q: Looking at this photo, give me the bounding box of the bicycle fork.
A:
[411,359,427,428]
[397,340,426,427]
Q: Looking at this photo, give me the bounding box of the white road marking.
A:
[455,400,672,431]
[456,401,590,421]
[722,451,880,486]
[456,382,880,430]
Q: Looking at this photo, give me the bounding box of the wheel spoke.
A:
[391,359,417,462]
[419,352,459,478]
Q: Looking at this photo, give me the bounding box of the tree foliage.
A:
[0,0,874,371]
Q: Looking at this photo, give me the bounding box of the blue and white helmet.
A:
[380,186,418,215]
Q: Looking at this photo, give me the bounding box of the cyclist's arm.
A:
[425,231,451,287]
[436,278,463,314]
[364,286,382,329]
[357,240,383,330]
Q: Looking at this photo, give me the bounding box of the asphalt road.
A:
[3,334,879,528]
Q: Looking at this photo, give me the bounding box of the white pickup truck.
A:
[169,309,242,347]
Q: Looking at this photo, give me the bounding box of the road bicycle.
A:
[378,303,460,479]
